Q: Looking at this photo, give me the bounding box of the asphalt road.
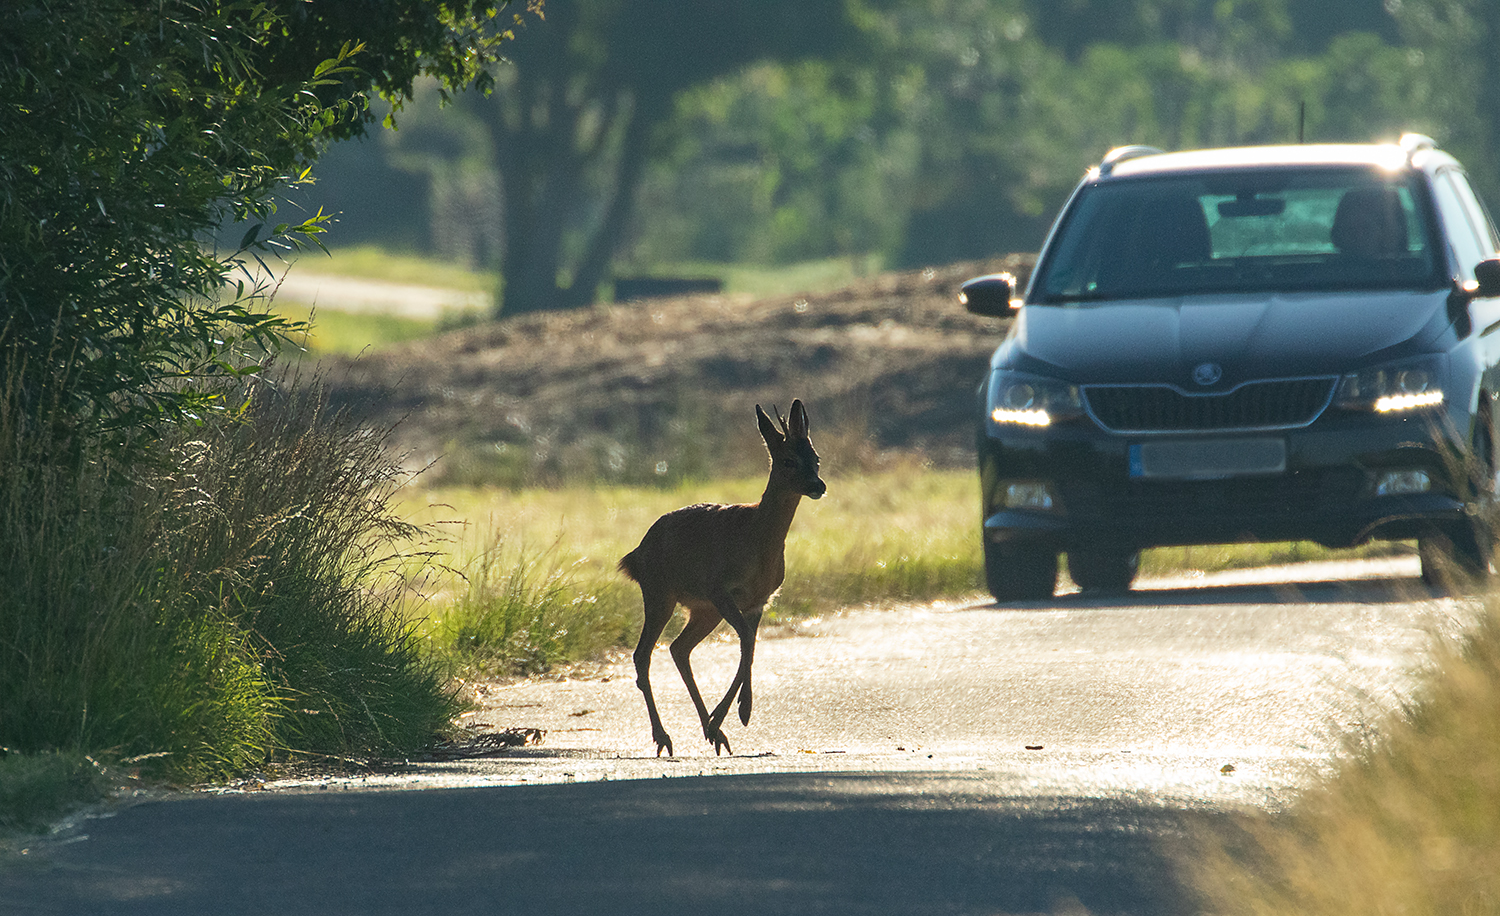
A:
[2,557,1476,915]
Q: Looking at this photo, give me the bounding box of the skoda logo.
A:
[1192,362,1223,386]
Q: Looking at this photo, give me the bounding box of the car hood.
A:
[1003,290,1451,387]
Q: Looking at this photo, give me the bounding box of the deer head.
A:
[756,399,826,500]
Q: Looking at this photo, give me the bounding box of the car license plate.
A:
[1129,437,1287,480]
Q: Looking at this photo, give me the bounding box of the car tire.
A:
[1068,547,1140,593]
[1421,413,1500,587]
[983,539,1058,602]
[1418,522,1490,587]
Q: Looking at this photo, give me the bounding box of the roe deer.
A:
[618,399,826,756]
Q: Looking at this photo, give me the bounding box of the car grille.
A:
[1083,377,1337,433]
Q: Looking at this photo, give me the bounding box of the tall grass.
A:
[1188,594,1500,913]
[406,465,1418,678]
[0,372,457,787]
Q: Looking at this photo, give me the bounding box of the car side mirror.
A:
[1475,258,1500,298]
[958,273,1016,318]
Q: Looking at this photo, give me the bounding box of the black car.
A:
[961,135,1500,600]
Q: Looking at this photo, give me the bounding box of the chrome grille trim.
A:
[1083,376,1339,434]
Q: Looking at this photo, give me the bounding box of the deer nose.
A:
[806,479,827,499]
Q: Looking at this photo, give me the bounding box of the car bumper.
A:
[978,409,1474,551]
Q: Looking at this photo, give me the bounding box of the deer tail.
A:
[618,549,640,582]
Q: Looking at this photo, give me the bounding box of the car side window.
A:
[1446,169,1500,254]
[1433,169,1493,279]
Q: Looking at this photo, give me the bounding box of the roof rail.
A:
[1098,145,1164,175]
[1399,133,1436,163]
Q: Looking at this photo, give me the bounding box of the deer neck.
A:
[753,480,803,546]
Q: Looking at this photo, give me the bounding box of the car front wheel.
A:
[983,539,1058,602]
[1419,522,1490,587]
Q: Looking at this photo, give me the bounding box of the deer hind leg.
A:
[632,587,677,756]
[670,605,731,755]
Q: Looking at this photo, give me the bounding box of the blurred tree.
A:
[629,60,915,268]
[459,0,859,315]
[0,0,516,434]
[886,0,1442,265]
[298,0,1497,281]
[1390,0,1500,202]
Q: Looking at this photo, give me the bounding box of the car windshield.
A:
[1033,167,1445,302]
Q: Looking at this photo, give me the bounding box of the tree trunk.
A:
[560,91,671,310]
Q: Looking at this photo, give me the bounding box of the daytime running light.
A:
[1374,390,1444,413]
[991,407,1052,427]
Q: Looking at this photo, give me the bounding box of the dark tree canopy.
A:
[468,0,858,315]
[0,0,517,434]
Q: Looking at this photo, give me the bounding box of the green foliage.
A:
[454,0,861,314]
[636,61,912,265]
[0,374,457,783]
[421,540,638,677]
[0,0,514,435]
[325,0,1496,286]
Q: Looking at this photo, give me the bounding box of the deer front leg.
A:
[706,596,760,744]
[670,608,732,755]
[736,605,765,726]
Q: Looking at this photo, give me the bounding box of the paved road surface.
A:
[2,558,1475,915]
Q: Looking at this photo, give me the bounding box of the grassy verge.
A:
[0,373,458,836]
[401,467,1409,679]
[1188,592,1500,912]
[266,249,891,358]
[622,254,886,300]
[403,464,980,678]
[286,245,497,292]
[273,301,454,355]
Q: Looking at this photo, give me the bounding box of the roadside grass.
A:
[273,301,444,355]
[1186,590,1500,913]
[287,245,496,292]
[401,466,1410,679]
[0,372,457,834]
[403,464,980,678]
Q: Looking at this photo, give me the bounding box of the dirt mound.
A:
[320,255,1030,483]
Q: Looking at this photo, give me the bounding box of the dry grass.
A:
[399,463,982,676]
[1187,594,1500,914]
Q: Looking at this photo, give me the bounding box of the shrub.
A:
[0,372,456,782]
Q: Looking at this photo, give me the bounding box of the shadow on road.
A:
[989,571,1438,612]
[5,772,1214,916]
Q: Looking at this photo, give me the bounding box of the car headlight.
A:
[1335,356,1446,413]
[987,370,1083,427]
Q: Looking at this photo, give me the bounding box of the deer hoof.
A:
[707,727,732,756]
[654,732,674,757]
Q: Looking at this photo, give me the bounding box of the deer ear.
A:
[788,399,809,439]
[756,405,784,445]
